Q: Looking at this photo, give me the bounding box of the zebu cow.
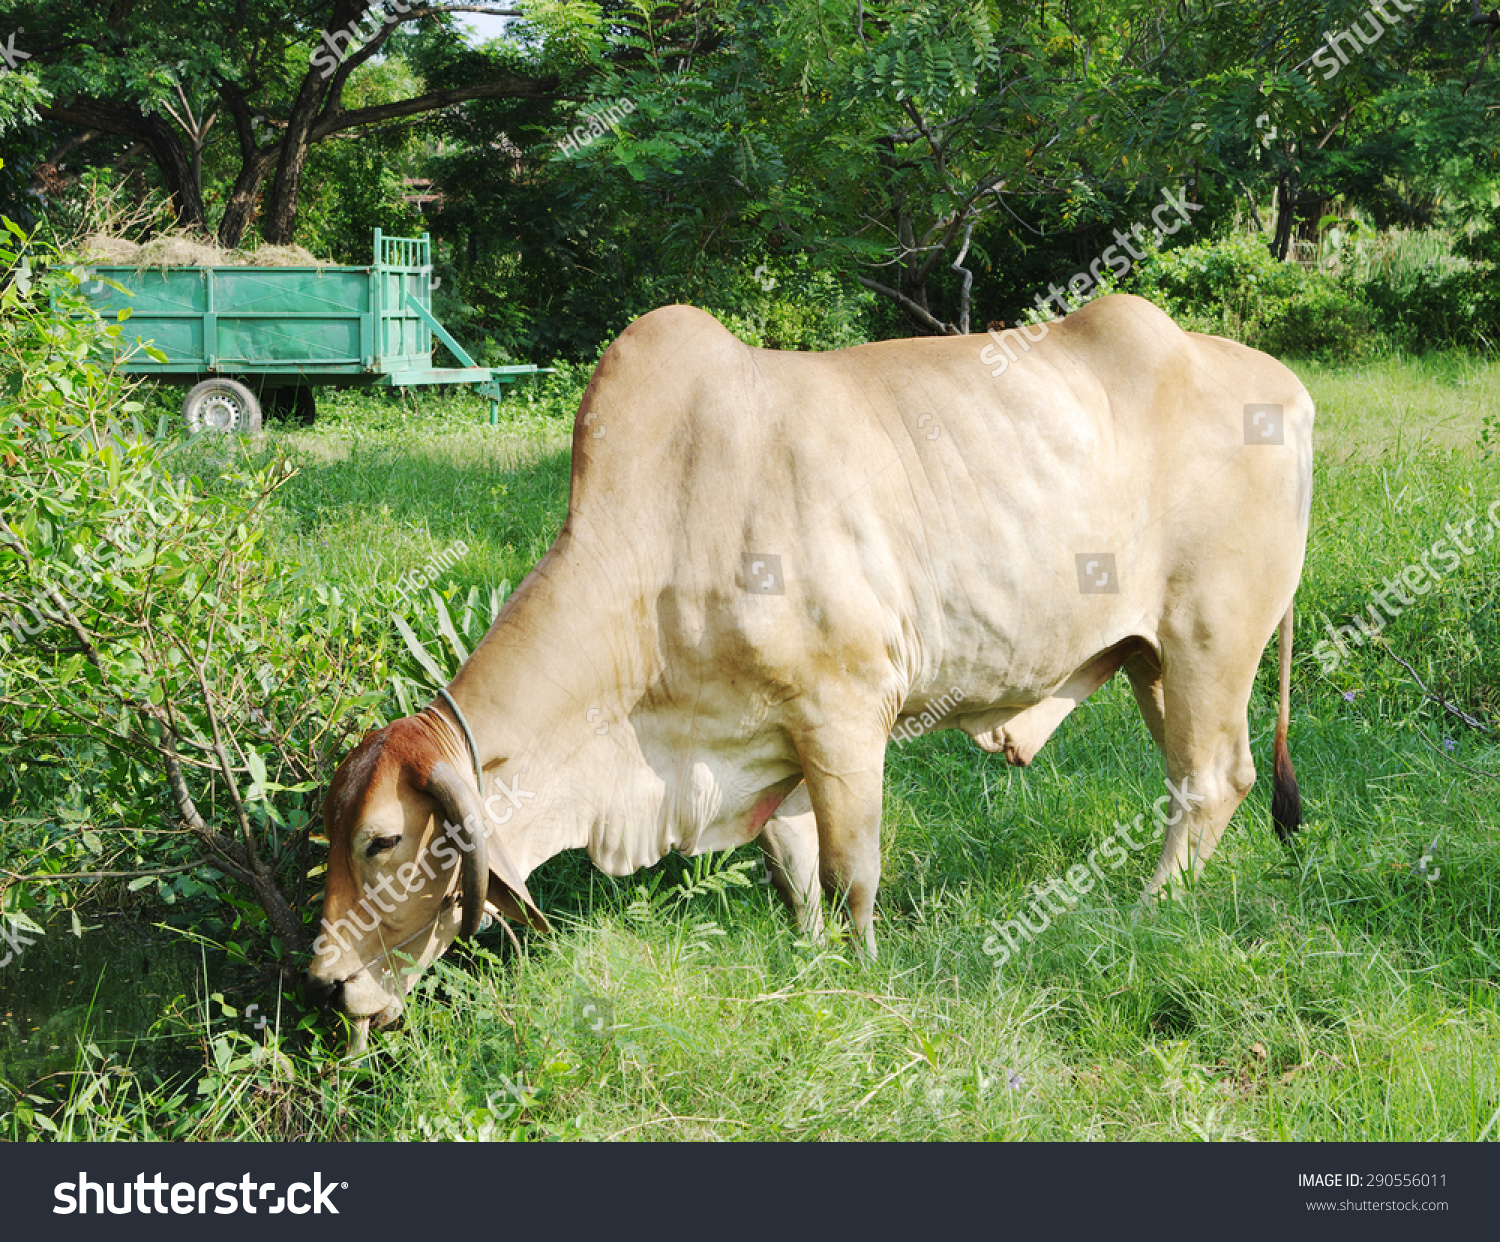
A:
[306,294,1312,1037]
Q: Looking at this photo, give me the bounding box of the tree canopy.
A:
[2,0,1497,347]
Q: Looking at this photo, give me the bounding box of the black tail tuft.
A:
[1271,733,1302,842]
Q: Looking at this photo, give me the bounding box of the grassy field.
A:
[5,349,1500,1141]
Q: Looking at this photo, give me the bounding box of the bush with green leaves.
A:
[706,257,876,352]
[0,220,391,966]
[1254,280,1379,360]
[1455,208,1500,350]
[1337,225,1485,351]
[1127,231,1376,360]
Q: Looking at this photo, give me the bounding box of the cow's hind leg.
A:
[1140,631,1263,899]
[757,782,825,942]
[1124,647,1166,751]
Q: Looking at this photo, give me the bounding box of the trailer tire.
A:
[183,378,262,435]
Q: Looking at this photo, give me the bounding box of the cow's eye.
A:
[365,836,400,858]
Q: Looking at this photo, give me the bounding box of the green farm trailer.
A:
[82,230,541,432]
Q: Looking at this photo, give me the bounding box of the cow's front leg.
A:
[794,725,887,958]
[757,782,824,942]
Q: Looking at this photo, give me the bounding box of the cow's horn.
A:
[424,760,547,937]
[425,760,490,939]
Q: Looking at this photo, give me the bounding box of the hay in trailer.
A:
[240,244,326,267]
[134,236,229,268]
[82,234,142,263]
[81,232,334,269]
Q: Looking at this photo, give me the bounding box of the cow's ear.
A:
[487,867,550,933]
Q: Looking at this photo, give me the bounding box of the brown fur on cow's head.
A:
[306,712,545,1044]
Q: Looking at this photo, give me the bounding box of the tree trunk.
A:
[36,102,206,231]
[120,114,207,231]
[1270,175,1297,262]
[215,152,277,249]
[261,138,312,246]
[258,66,329,246]
[899,235,935,326]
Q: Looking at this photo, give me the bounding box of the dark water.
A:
[0,912,212,1091]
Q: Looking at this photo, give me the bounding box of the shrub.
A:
[1127,231,1378,359]
[705,258,875,351]
[1255,282,1378,360]
[0,218,388,966]
[1345,226,1486,351]
[1455,211,1500,350]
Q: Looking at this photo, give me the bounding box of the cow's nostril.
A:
[304,974,343,1011]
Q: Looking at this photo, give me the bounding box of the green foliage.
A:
[1455,200,1500,351]
[621,850,761,934]
[297,145,427,267]
[392,581,510,715]
[1128,231,1376,359]
[1332,224,1486,351]
[2,352,1499,1140]
[706,259,875,351]
[0,221,390,957]
[1255,281,1378,361]
[1129,216,1500,358]
[9,0,1500,360]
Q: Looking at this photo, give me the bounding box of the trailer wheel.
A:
[183,378,262,435]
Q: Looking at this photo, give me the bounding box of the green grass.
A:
[1299,350,1500,453]
[4,352,1500,1142]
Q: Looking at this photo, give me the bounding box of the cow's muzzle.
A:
[304,972,342,1012]
[306,966,405,1034]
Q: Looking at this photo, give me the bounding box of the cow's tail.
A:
[1271,600,1302,842]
